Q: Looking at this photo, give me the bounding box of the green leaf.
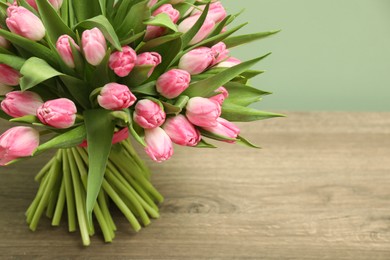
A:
[116,1,150,41]
[224,30,281,48]
[84,109,115,223]
[130,81,158,96]
[19,57,63,91]
[124,109,146,147]
[236,135,261,149]
[9,115,40,124]
[34,125,87,155]
[35,0,76,43]
[0,54,25,70]
[174,0,196,17]
[120,30,146,46]
[144,13,178,32]
[181,3,209,47]
[98,0,107,16]
[138,32,182,52]
[223,82,271,107]
[221,103,285,122]
[194,139,217,148]
[200,129,237,142]
[60,75,92,109]
[183,53,271,97]
[75,15,122,50]
[121,65,154,88]
[160,100,181,115]
[72,0,100,22]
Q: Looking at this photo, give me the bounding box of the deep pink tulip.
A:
[215,57,241,68]
[144,127,173,162]
[0,64,20,86]
[133,99,166,129]
[178,47,214,75]
[37,98,77,129]
[81,28,107,66]
[97,83,136,110]
[192,1,227,23]
[6,6,45,41]
[203,117,240,143]
[26,0,63,10]
[209,86,229,105]
[211,42,229,65]
[109,46,137,77]
[0,126,39,166]
[1,91,43,118]
[144,25,167,41]
[135,52,162,77]
[56,35,80,68]
[163,114,201,146]
[178,15,215,45]
[186,97,221,127]
[156,69,191,99]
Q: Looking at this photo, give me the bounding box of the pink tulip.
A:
[0,64,20,86]
[135,52,162,77]
[153,4,180,23]
[109,46,137,77]
[178,47,214,75]
[156,69,191,99]
[6,6,45,41]
[211,42,229,65]
[37,98,77,129]
[209,86,228,105]
[26,0,63,10]
[97,83,136,110]
[81,28,107,66]
[178,15,215,45]
[0,84,13,95]
[144,127,173,162]
[192,2,227,23]
[144,25,167,41]
[0,126,39,166]
[163,114,201,146]
[216,57,241,68]
[79,127,129,147]
[133,99,166,129]
[56,35,80,68]
[1,91,43,118]
[147,0,158,7]
[203,117,240,143]
[186,97,221,127]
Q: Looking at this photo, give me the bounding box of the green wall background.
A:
[222,0,390,111]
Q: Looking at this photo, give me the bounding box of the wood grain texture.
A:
[0,112,390,259]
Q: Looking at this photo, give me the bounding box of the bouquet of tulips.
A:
[0,0,281,245]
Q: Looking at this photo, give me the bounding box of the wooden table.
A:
[1,112,389,259]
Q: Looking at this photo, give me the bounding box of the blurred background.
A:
[222,0,390,111]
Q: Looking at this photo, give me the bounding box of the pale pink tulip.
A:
[153,4,180,23]
[144,127,173,162]
[56,35,80,68]
[192,1,227,23]
[133,99,166,129]
[26,0,63,10]
[109,46,137,77]
[135,52,162,77]
[1,91,43,118]
[209,86,228,105]
[203,117,240,143]
[81,28,107,66]
[156,69,191,99]
[0,64,20,86]
[186,97,221,127]
[163,114,201,146]
[178,15,215,45]
[144,25,166,41]
[37,98,77,129]
[97,83,136,110]
[0,126,39,166]
[6,6,45,41]
[215,57,241,68]
[211,42,229,65]
[178,47,214,75]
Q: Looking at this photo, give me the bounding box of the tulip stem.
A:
[62,150,77,232]
[52,179,66,226]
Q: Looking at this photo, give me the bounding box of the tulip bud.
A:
[178,15,215,45]
[215,57,241,68]
[26,0,63,10]
[209,86,228,105]
[147,0,158,7]
[211,42,229,65]
[56,35,80,68]
[153,4,180,23]
[203,117,240,143]
[163,114,201,146]
[192,2,227,23]
[0,64,20,86]
[1,91,43,118]
[135,52,162,77]
[133,99,166,129]
[178,47,214,75]
[81,28,107,66]
[0,84,13,95]
[0,126,40,166]
[156,69,191,99]
[37,98,77,129]
[186,97,221,127]
[6,6,45,41]
[144,26,167,41]
[97,83,136,110]
[144,127,173,162]
[109,46,137,77]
